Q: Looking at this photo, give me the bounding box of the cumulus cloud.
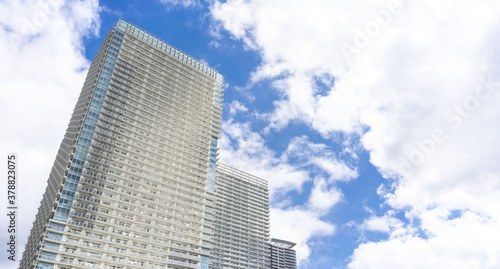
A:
[228,100,248,115]
[271,207,336,264]
[283,136,358,182]
[307,178,343,213]
[0,0,100,267]
[220,122,357,196]
[349,211,500,269]
[211,0,500,267]
[359,210,404,234]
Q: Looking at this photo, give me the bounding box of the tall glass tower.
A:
[20,19,224,269]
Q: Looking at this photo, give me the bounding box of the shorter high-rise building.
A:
[270,238,297,269]
[211,163,271,268]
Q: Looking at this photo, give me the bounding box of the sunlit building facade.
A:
[20,19,224,269]
[211,163,271,268]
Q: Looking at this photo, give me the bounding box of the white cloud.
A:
[271,208,336,264]
[307,178,343,213]
[283,136,358,182]
[228,100,248,115]
[312,157,358,182]
[220,124,357,197]
[271,176,344,265]
[211,0,500,267]
[0,0,100,267]
[349,211,500,269]
[359,210,404,234]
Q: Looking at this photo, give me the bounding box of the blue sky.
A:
[2,0,500,269]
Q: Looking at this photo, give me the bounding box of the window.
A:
[40,252,56,261]
[46,232,62,241]
[36,262,54,269]
[43,242,59,251]
[48,223,65,231]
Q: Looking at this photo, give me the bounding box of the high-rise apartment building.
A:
[20,19,224,269]
[212,163,270,269]
[270,238,297,269]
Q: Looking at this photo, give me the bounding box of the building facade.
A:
[211,163,270,269]
[270,239,297,269]
[20,19,224,269]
